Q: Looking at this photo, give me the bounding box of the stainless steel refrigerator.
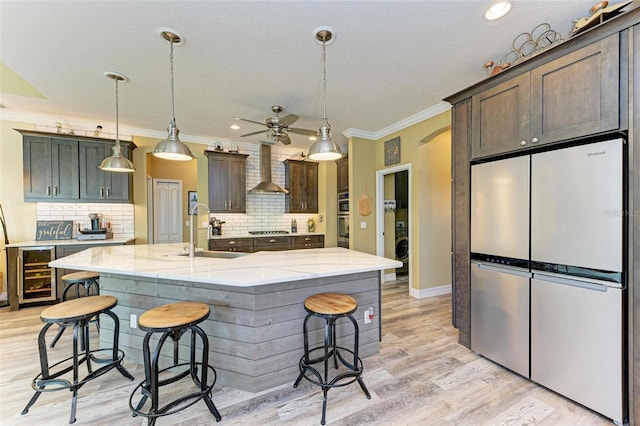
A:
[470,139,625,424]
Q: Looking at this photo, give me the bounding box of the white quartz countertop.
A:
[49,243,402,287]
[6,237,135,248]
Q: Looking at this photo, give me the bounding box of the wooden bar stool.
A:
[293,292,371,425]
[129,301,221,425]
[21,295,134,424]
[50,271,101,349]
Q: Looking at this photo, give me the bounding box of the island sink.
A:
[179,250,246,259]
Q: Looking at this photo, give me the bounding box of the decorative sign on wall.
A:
[36,220,73,240]
[384,137,401,166]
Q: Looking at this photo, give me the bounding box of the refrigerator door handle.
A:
[532,272,609,292]
[474,262,532,278]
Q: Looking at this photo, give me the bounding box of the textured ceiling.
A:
[0,0,607,149]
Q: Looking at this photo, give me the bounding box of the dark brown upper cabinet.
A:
[205,151,248,213]
[284,160,318,213]
[471,33,619,159]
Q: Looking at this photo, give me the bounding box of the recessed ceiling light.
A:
[309,136,317,141]
[230,124,240,130]
[485,1,512,20]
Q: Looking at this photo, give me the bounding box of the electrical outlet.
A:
[360,221,367,229]
[364,307,373,324]
[130,314,137,329]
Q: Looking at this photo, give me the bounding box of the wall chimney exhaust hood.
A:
[248,143,289,194]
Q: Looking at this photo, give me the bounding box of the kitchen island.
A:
[50,244,401,392]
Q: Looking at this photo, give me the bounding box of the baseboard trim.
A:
[409,283,451,299]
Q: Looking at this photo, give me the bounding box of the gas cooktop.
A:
[248,230,289,235]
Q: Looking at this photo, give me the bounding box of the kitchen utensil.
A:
[358,184,372,216]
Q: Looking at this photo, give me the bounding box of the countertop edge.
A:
[49,244,401,288]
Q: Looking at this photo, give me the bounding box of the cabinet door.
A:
[286,161,305,213]
[226,156,246,212]
[208,155,229,212]
[51,139,80,199]
[471,73,531,159]
[531,34,619,144]
[104,144,133,202]
[79,140,109,200]
[303,162,318,213]
[285,161,318,213]
[207,152,247,213]
[336,156,349,192]
[23,136,53,200]
[23,136,79,201]
[79,140,132,202]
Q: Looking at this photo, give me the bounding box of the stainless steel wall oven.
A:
[337,192,349,248]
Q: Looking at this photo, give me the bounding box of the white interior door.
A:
[153,179,183,243]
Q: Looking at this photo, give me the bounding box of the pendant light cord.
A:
[114,77,120,146]
[170,39,176,123]
[322,38,328,124]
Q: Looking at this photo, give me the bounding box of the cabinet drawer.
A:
[254,236,291,251]
[292,235,324,249]
[208,238,253,252]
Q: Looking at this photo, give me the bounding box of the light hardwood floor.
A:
[0,281,611,425]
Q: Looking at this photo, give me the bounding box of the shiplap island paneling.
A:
[49,244,399,392]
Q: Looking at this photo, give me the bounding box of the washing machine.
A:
[395,225,409,275]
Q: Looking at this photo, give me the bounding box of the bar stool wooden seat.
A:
[21,295,134,424]
[129,301,221,425]
[293,292,371,425]
[50,271,101,349]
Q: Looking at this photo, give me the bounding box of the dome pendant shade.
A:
[308,122,341,161]
[100,145,135,172]
[308,26,342,162]
[100,71,135,173]
[153,118,194,161]
[152,28,194,161]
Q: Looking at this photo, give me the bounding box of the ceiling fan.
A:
[235,105,317,145]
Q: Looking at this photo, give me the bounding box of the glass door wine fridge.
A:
[18,246,56,303]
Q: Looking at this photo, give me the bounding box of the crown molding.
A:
[2,101,453,145]
[342,101,451,141]
[0,109,222,145]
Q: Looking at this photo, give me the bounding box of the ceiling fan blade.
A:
[280,114,299,127]
[235,117,266,126]
[280,133,292,145]
[240,130,266,137]
[289,127,318,136]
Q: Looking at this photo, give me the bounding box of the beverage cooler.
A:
[17,246,56,303]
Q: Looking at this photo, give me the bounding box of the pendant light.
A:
[152,29,194,161]
[99,71,135,173]
[308,26,342,161]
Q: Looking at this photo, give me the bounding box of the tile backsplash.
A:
[36,203,134,238]
[207,141,319,234]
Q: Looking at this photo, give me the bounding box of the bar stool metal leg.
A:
[129,302,221,424]
[294,293,370,425]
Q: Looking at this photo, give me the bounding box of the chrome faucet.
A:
[189,203,210,258]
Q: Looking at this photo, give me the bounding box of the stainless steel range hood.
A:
[248,143,289,194]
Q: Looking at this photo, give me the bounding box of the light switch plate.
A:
[360,222,366,229]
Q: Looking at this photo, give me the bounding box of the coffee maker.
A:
[210,217,225,235]
[78,213,112,240]
[89,213,101,230]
